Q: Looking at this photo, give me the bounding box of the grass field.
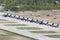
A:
[0,22,16,23]
[0,29,37,40]
[30,31,56,33]
[0,18,37,40]
[17,27,42,30]
[5,24,28,26]
[0,19,7,21]
[46,35,60,38]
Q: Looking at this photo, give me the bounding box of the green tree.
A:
[3,0,17,9]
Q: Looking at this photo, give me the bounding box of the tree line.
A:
[2,0,60,11]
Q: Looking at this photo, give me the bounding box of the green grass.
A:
[0,35,12,40]
[5,24,28,26]
[0,19,7,21]
[17,27,42,30]
[0,22,16,23]
[30,31,56,33]
[46,35,60,38]
[0,29,37,40]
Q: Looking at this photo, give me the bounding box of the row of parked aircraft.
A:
[3,13,59,28]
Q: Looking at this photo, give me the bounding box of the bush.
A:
[10,7,19,12]
[46,14,50,16]
[54,17,56,19]
[53,5,60,9]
